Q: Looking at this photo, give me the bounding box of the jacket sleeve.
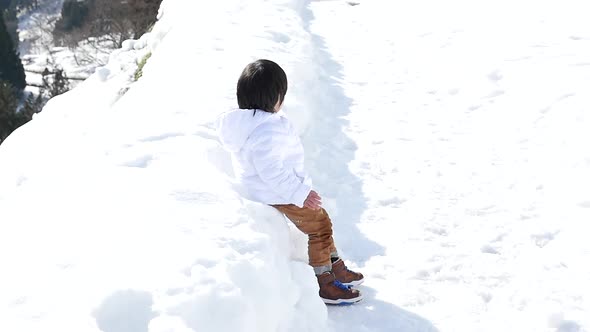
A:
[249,124,311,208]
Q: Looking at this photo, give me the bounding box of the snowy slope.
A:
[1,0,590,331]
[1,1,329,331]
[307,1,590,331]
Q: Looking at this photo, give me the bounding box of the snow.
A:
[1,0,590,331]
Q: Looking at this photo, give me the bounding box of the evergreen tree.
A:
[0,80,18,143]
[42,68,70,98]
[0,80,41,144]
[54,0,89,32]
[20,89,44,118]
[0,0,11,11]
[3,4,19,47]
[0,12,26,91]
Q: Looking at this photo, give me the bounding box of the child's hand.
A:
[304,190,322,210]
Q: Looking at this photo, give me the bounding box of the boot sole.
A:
[341,278,364,287]
[322,293,364,305]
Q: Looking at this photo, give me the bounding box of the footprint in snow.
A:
[555,93,576,102]
[378,196,406,207]
[466,205,499,217]
[486,90,505,99]
[548,313,582,332]
[479,292,493,303]
[480,244,500,255]
[121,155,153,168]
[426,226,448,236]
[488,69,503,82]
[138,132,184,143]
[269,32,291,44]
[531,230,560,248]
[468,104,482,111]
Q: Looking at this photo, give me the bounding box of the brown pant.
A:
[272,204,337,267]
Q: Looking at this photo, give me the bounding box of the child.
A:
[217,59,364,305]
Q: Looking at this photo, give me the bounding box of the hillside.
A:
[1,0,589,331]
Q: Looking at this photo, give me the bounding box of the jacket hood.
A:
[216,109,276,152]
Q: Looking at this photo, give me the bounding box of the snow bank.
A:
[0,0,330,331]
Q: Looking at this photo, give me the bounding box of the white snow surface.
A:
[1,0,590,331]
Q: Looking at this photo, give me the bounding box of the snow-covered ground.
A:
[1,0,589,331]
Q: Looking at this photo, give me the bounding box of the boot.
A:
[332,259,364,287]
[317,271,363,305]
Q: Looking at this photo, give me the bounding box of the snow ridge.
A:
[0,1,335,331]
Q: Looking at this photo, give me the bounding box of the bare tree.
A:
[86,0,131,48]
[126,0,160,39]
[85,0,161,48]
[53,0,162,51]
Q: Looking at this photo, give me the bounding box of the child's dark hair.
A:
[237,59,288,113]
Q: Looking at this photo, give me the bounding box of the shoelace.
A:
[333,279,351,291]
[338,262,356,275]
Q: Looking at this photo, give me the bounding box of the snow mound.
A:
[0,0,329,331]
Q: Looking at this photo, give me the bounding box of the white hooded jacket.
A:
[216,109,312,207]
